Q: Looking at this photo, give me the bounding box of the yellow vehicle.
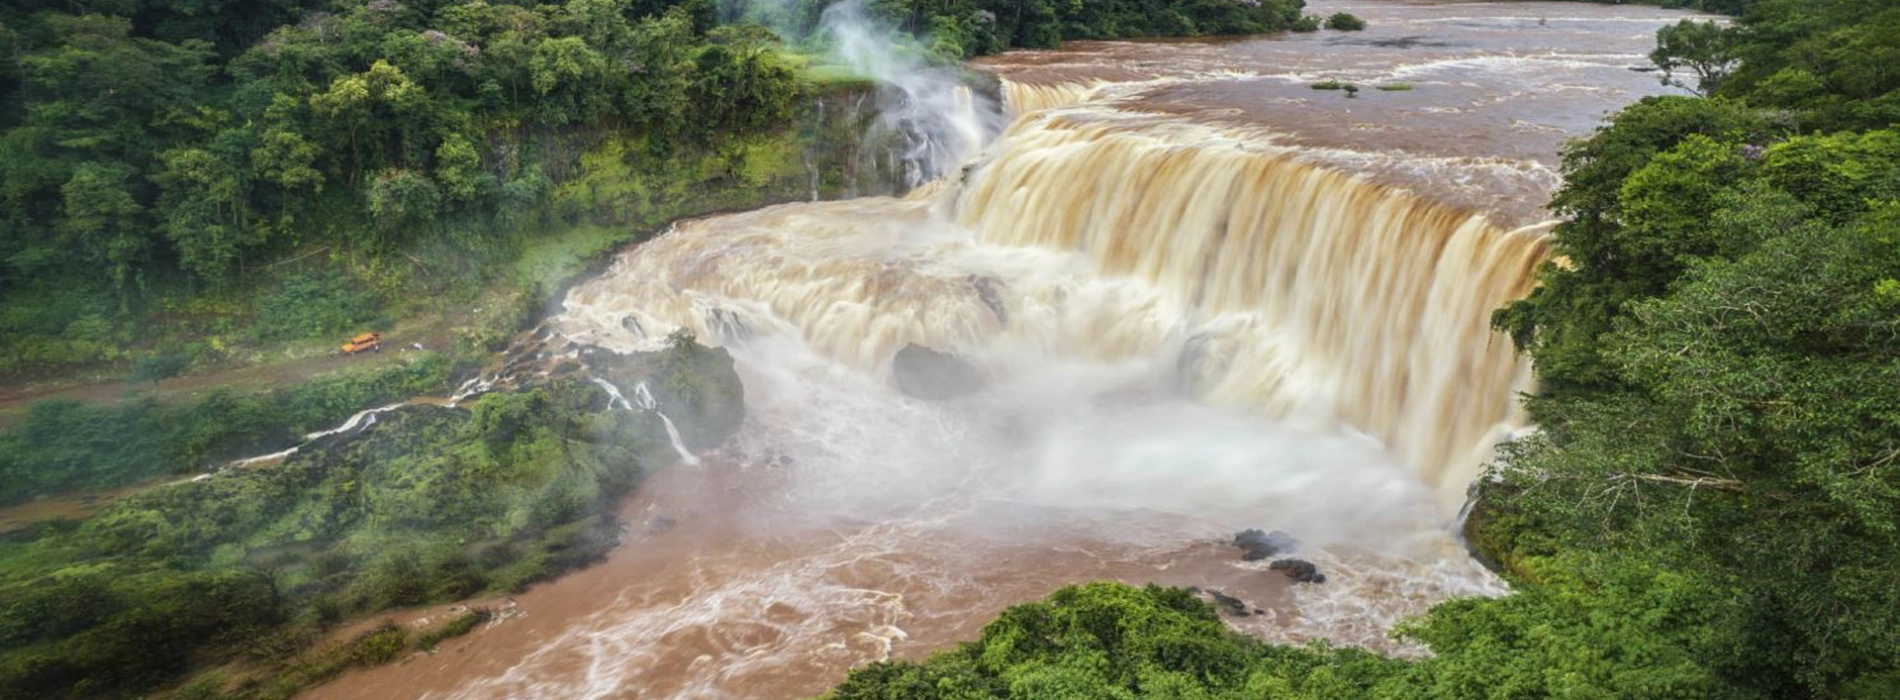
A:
[341,332,382,355]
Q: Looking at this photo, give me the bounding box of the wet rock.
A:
[969,275,1009,325]
[621,315,646,337]
[892,344,985,400]
[645,516,677,535]
[1268,558,1327,584]
[1232,528,1299,561]
[1207,589,1253,617]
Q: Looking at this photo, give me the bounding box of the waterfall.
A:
[557,83,1547,512]
[225,402,409,468]
[954,111,1546,506]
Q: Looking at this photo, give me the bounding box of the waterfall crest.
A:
[1002,81,1101,115]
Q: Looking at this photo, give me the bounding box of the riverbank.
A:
[0,336,747,700]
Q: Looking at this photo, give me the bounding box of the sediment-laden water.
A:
[305,2,1699,699]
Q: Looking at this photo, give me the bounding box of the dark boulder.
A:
[1268,558,1327,584]
[969,275,1009,325]
[1206,589,1254,617]
[892,344,985,400]
[1232,528,1299,561]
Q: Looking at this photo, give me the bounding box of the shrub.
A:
[346,623,409,667]
[131,353,190,384]
[415,609,489,651]
[1290,14,1322,32]
[252,272,381,342]
[1325,13,1367,31]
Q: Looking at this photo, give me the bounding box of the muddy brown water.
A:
[309,452,1296,700]
[303,2,1699,699]
[975,0,1706,228]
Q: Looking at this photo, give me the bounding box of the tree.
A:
[1716,0,1900,130]
[56,161,149,299]
[528,36,610,124]
[310,60,429,182]
[154,144,256,284]
[1651,20,1735,96]
[432,133,484,203]
[15,14,215,156]
[251,125,324,194]
[1493,96,1771,398]
[365,168,442,234]
[689,30,803,141]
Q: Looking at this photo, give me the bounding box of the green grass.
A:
[1377,82,1415,91]
[513,223,628,293]
[793,61,876,88]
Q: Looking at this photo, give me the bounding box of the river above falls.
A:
[305,3,1699,699]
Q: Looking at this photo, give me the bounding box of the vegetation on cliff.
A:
[0,338,743,700]
[1476,1,1900,695]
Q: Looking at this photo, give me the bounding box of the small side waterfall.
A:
[226,403,409,468]
[593,377,700,466]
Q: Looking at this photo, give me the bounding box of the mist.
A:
[726,0,1005,185]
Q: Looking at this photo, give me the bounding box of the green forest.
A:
[0,0,1306,377]
[827,0,1900,698]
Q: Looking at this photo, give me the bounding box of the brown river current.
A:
[306,2,1699,698]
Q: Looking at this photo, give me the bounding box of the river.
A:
[305,2,1699,698]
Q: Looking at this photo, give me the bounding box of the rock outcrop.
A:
[892,344,985,400]
[1232,528,1299,561]
[1268,558,1327,584]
